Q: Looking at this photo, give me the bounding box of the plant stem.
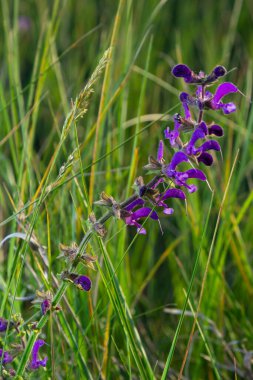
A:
[15,174,162,376]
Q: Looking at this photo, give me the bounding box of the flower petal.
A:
[157,140,164,161]
[169,152,189,170]
[30,340,48,370]
[198,121,208,134]
[132,207,159,221]
[221,102,236,114]
[137,226,147,234]
[0,349,13,365]
[180,92,191,119]
[198,152,213,166]
[172,64,192,80]
[41,299,51,315]
[213,65,227,78]
[213,82,237,103]
[74,275,92,291]
[159,188,186,201]
[208,124,224,136]
[187,184,197,193]
[182,168,207,181]
[163,208,174,215]
[198,140,221,153]
[0,318,8,332]
[125,198,145,211]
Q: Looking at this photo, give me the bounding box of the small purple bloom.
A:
[164,114,182,148]
[184,122,221,166]
[197,82,238,114]
[73,275,92,291]
[41,299,51,315]
[156,188,186,214]
[30,340,48,370]
[163,151,206,193]
[122,200,159,234]
[209,82,238,114]
[0,318,8,332]
[0,349,13,365]
[172,64,227,85]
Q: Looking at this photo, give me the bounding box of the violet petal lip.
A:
[186,128,207,151]
[213,82,238,103]
[198,152,213,166]
[125,198,145,211]
[181,168,207,181]
[169,152,189,170]
[179,92,189,102]
[208,124,224,136]
[198,140,221,152]
[159,188,186,201]
[172,64,192,79]
[131,207,159,221]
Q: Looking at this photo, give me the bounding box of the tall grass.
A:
[0,0,252,379]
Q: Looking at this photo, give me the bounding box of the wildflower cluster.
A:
[94,63,238,234]
[0,63,238,377]
[0,316,47,376]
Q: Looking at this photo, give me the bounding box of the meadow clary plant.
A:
[0,63,238,377]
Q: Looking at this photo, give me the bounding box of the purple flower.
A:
[208,82,238,114]
[122,199,158,234]
[0,349,13,365]
[156,188,186,214]
[163,151,206,193]
[195,82,238,114]
[30,340,48,370]
[73,275,92,291]
[184,122,221,166]
[41,299,51,315]
[172,64,227,85]
[0,318,8,332]
[164,114,182,147]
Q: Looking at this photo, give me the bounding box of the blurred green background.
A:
[0,0,252,379]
